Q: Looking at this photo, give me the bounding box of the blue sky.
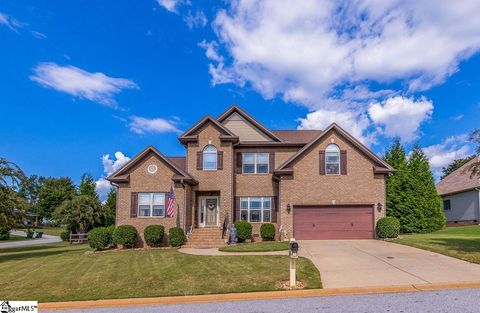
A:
[1,1,479,198]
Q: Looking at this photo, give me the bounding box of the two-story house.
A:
[107,105,394,247]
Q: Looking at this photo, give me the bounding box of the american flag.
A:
[166,186,175,217]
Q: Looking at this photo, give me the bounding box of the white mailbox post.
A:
[289,238,299,287]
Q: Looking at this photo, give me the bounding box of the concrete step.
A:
[183,244,225,248]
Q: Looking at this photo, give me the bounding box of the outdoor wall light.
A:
[377,202,383,212]
[287,203,292,214]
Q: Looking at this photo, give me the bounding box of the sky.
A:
[0,0,479,199]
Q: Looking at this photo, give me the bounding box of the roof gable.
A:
[436,157,480,195]
[107,146,196,184]
[275,123,394,174]
[178,115,238,144]
[218,105,283,142]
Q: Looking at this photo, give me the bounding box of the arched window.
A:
[325,144,340,175]
[203,145,217,170]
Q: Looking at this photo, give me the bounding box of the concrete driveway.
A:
[299,240,480,289]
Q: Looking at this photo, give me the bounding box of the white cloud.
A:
[451,114,464,121]
[368,96,433,142]
[30,62,138,108]
[298,109,375,146]
[0,12,23,33]
[422,135,471,178]
[157,0,182,13]
[30,30,47,39]
[95,152,131,201]
[204,0,480,141]
[184,10,207,29]
[129,116,180,134]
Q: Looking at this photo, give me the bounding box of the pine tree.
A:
[79,173,98,200]
[407,145,445,232]
[103,188,116,226]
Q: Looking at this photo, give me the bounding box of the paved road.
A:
[0,231,61,249]
[299,240,480,288]
[41,288,480,313]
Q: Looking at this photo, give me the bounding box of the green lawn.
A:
[0,243,321,302]
[219,241,290,252]
[1,234,30,242]
[394,226,480,264]
[17,227,63,237]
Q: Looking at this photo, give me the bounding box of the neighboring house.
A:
[436,157,480,226]
[107,105,394,247]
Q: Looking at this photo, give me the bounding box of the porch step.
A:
[184,227,226,249]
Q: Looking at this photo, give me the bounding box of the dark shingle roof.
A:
[167,157,186,171]
[436,157,480,195]
[271,130,322,144]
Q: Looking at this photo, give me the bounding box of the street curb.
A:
[39,281,480,311]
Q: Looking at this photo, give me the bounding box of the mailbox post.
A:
[289,238,299,287]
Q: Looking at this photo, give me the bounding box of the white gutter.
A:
[476,188,480,225]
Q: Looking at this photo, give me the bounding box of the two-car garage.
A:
[293,205,374,240]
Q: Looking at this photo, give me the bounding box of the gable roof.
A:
[178,115,239,144]
[107,146,197,185]
[275,123,394,174]
[436,157,480,195]
[271,130,322,144]
[217,105,283,142]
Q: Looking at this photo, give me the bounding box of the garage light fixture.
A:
[287,203,292,214]
[377,202,383,212]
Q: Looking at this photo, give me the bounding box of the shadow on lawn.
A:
[427,237,480,253]
[0,244,84,262]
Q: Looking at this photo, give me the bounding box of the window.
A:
[203,145,217,170]
[242,153,269,174]
[138,192,165,217]
[325,144,340,175]
[443,200,451,211]
[147,164,157,174]
[240,197,271,223]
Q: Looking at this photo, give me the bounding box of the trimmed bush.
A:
[112,225,137,248]
[0,227,10,240]
[260,223,275,241]
[376,217,400,239]
[234,220,252,242]
[88,227,113,250]
[60,229,70,241]
[168,227,185,247]
[144,225,165,247]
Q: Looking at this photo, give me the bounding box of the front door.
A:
[198,196,219,227]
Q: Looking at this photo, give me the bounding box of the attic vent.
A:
[147,164,158,174]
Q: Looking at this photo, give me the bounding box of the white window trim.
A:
[242,153,269,174]
[203,145,217,171]
[325,144,340,175]
[240,196,272,223]
[138,192,165,218]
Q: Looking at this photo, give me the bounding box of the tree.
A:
[18,175,45,226]
[103,188,116,226]
[0,158,27,229]
[407,145,445,232]
[441,156,475,179]
[383,140,409,220]
[54,195,103,233]
[468,129,480,177]
[37,177,76,221]
[79,173,98,200]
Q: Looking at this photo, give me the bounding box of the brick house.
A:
[107,105,394,247]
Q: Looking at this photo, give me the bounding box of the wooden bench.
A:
[69,233,88,244]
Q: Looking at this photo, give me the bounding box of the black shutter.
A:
[217,151,224,170]
[319,151,326,175]
[236,152,242,174]
[234,197,240,221]
[130,192,138,218]
[340,150,347,175]
[196,151,203,170]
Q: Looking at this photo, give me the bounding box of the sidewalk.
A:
[179,247,288,256]
[0,231,62,249]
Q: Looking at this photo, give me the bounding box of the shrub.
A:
[234,220,252,242]
[0,227,10,240]
[260,223,275,241]
[168,227,185,247]
[112,225,137,248]
[376,217,400,239]
[144,225,165,247]
[88,227,113,250]
[60,229,70,241]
